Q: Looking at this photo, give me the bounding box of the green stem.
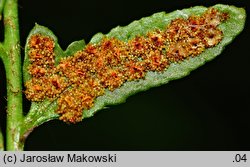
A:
[0,128,4,151]
[3,0,23,150]
[0,0,6,20]
[0,44,7,151]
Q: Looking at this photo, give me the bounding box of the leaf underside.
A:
[23,4,246,128]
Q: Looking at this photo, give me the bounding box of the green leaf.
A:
[22,4,246,129]
[22,24,86,130]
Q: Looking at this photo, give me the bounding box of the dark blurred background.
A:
[0,0,249,150]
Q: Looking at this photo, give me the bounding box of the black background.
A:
[0,0,249,150]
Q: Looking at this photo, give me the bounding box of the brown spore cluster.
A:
[25,8,229,123]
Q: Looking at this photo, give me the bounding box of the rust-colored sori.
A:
[25,8,229,123]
